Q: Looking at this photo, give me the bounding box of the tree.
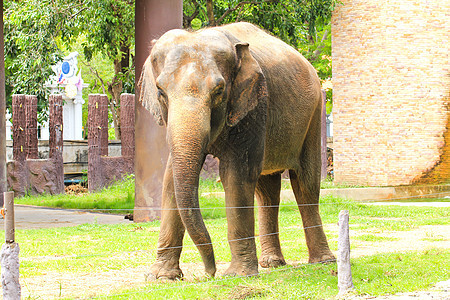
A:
[79,0,135,139]
[4,0,134,139]
[4,0,83,117]
[183,0,336,81]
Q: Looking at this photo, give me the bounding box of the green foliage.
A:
[79,0,134,62]
[4,0,81,110]
[183,0,337,82]
[4,0,135,134]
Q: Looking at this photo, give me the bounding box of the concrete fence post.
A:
[11,95,26,162]
[120,93,135,158]
[88,94,108,191]
[338,210,354,295]
[48,94,63,159]
[1,191,21,300]
[25,95,38,159]
[47,95,64,194]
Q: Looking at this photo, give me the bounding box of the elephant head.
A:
[138,29,268,276]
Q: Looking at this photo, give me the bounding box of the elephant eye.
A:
[157,87,166,99]
[211,86,224,108]
[212,84,224,97]
[214,87,224,96]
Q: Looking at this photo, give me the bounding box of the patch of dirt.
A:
[228,285,267,299]
[19,225,450,299]
[64,184,88,195]
[344,279,450,300]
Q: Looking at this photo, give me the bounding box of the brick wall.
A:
[332,0,450,186]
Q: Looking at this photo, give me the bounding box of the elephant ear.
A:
[227,42,268,127]
[138,55,167,126]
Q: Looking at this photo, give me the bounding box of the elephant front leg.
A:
[255,173,286,268]
[220,163,259,277]
[148,157,185,280]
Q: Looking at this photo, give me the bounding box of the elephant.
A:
[139,22,335,279]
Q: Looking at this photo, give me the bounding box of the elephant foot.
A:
[308,250,336,264]
[259,254,286,268]
[146,259,183,281]
[223,260,259,277]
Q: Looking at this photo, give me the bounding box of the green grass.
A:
[7,177,450,298]
[354,234,400,242]
[14,177,369,215]
[88,249,450,299]
[14,175,136,214]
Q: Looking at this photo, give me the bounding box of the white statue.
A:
[45,52,88,140]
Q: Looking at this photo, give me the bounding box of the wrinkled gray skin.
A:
[139,22,335,279]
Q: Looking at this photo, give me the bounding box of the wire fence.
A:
[9,192,450,299]
[91,258,339,300]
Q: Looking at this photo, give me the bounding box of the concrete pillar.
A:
[134,0,183,222]
[73,89,85,140]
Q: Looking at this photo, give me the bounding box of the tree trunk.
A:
[108,42,131,140]
[206,0,215,26]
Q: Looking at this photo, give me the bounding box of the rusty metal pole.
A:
[134,0,183,222]
[0,1,6,206]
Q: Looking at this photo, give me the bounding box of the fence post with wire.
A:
[338,209,354,295]
[1,191,21,299]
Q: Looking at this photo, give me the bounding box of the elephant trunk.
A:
[167,101,216,277]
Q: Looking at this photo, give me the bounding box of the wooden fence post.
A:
[88,94,108,191]
[47,94,64,194]
[48,94,63,159]
[12,95,26,162]
[25,95,38,159]
[1,191,21,299]
[338,210,354,295]
[120,93,135,159]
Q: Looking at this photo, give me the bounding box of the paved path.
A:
[365,201,450,207]
[0,205,131,230]
[0,199,448,230]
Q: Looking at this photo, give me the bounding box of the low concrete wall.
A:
[6,140,122,175]
[204,185,450,202]
[317,185,450,201]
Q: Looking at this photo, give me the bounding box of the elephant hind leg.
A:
[288,106,335,264]
[289,168,335,264]
[255,173,286,268]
